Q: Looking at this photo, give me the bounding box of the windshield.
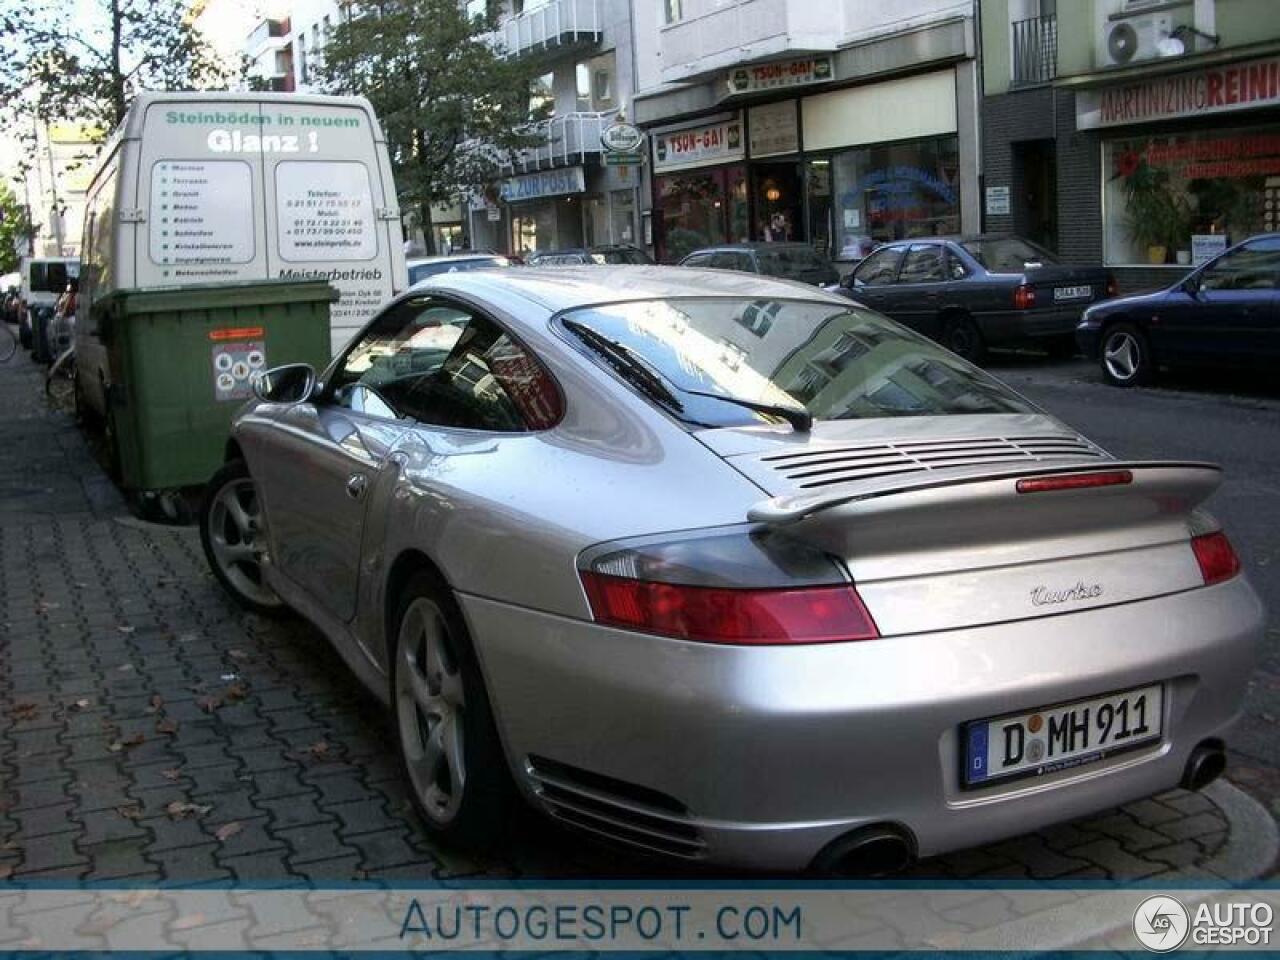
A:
[560,298,1033,427]
[961,238,1058,272]
[756,247,833,280]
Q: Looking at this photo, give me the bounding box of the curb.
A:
[928,781,1279,950]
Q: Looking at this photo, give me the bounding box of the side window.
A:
[898,245,946,284]
[683,253,712,268]
[709,252,742,271]
[946,250,970,281]
[1199,239,1280,291]
[330,298,560,431]
[853,247,904,286]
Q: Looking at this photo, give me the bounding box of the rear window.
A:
[962,238,1059,272]
[559,298,1033,426]
[28,261,77,293]
[756,247,833,279]
[408,257,508,284]
[596,247,650,265]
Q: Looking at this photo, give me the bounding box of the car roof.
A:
[406,254,504,266]
[685,242,815,254]
[414,265,849,314]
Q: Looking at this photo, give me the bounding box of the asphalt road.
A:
[986,352,1280,770]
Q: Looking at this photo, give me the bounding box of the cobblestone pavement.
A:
[0,341,1275,886]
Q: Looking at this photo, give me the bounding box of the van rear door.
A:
[133,101,270,290]
[261,99,403,354]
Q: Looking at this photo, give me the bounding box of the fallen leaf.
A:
[70,699,92,711]
[107,741,123,753]
[223,682,248,703]
[116,804,142,820]
[165,801,211,820]
[215,821,242,842]
[117,663,134,673]
[196,696,222,713]
[171,913,206,931]
[306,740,331,759]
[161,768,182,781]
[121,732,145,748]
[227,649,249,660]
[10,703,39,721]
[147,694,164,714]
[117,625,136,635]
[36,601,60,612]
[155,718,179,735]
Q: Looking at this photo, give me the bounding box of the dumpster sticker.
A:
[212,340,266,402]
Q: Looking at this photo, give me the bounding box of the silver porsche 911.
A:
[200,266,1261,873]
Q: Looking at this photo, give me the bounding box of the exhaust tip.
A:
[1181,741,1226,792]
[811,824,916,878]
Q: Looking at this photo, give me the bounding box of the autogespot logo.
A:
[1133,895,1190,952]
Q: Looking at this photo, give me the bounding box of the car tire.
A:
[944,314,987,365]
[199,459,289,617]
[18,318,31,350]
[391,570,515,849]
[1100,322,1154,388]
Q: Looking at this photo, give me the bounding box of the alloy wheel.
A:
[1103,330,1140,381]
[396,597,467,825]
[207,476,279,608]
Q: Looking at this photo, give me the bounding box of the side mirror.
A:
[252,362,317,404]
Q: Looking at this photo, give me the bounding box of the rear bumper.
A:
[980,306,1093,344]
[464,577,1262,870]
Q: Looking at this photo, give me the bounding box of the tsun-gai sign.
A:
[652,120,743,172]
[1077,55,1280,129]
[727,56,833,95]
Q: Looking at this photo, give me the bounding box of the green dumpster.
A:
[98,279,338,491]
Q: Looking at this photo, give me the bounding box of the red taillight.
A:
[1014,284,1036,310]
[1191,531,1240,585]
[1105,274,1119,298]
[1016,470,1134,494]
[580,572,879,645]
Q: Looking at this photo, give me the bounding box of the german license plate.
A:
[1054,285,1092,302]
[963,684,1163,787]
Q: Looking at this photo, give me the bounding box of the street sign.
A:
[604,153,643,166]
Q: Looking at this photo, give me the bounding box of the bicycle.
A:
[0,320,17,362]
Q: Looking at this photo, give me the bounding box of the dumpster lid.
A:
[101,278,341,315]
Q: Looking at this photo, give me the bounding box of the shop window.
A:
[853,246,904,285]
[654,165,747,262]
[830,135,961,259]
[1103,128,1280,266]
[898,244,947,284]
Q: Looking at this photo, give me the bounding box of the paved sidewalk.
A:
[0,343,1276,885]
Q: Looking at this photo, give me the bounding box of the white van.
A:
[76,91,405,417]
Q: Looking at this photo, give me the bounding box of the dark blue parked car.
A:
[836,235,1115,364]
[1077,234,1280,387]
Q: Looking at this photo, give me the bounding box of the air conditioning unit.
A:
[1098,0,1175,68]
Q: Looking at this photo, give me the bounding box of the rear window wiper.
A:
[681,387,812,433]
[562,318,811,432]
[561,318,685,414]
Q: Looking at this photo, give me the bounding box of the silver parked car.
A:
[200,267,1261,873]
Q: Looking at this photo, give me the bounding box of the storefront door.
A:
[752,162,803,242]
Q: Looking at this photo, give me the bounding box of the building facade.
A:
[982,0,1280,290]
[466,0,644,257]
[630,0,981,264]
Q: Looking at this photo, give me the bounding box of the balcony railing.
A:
[246,18,291,56]
[493,0,601,60]
[500,110,617,174]
[1011,13,1057,88]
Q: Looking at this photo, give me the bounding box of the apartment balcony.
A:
[492,0,602,62]
[246,17,291,60]
[500,110,617,175]
[659,0,838,85]
[1011,13,1057,88]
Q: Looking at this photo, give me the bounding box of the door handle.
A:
[346,473,368,500]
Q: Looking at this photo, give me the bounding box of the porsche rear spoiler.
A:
[747,460,1223,527]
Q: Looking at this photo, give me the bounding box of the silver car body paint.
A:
[228,266,1263,869]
